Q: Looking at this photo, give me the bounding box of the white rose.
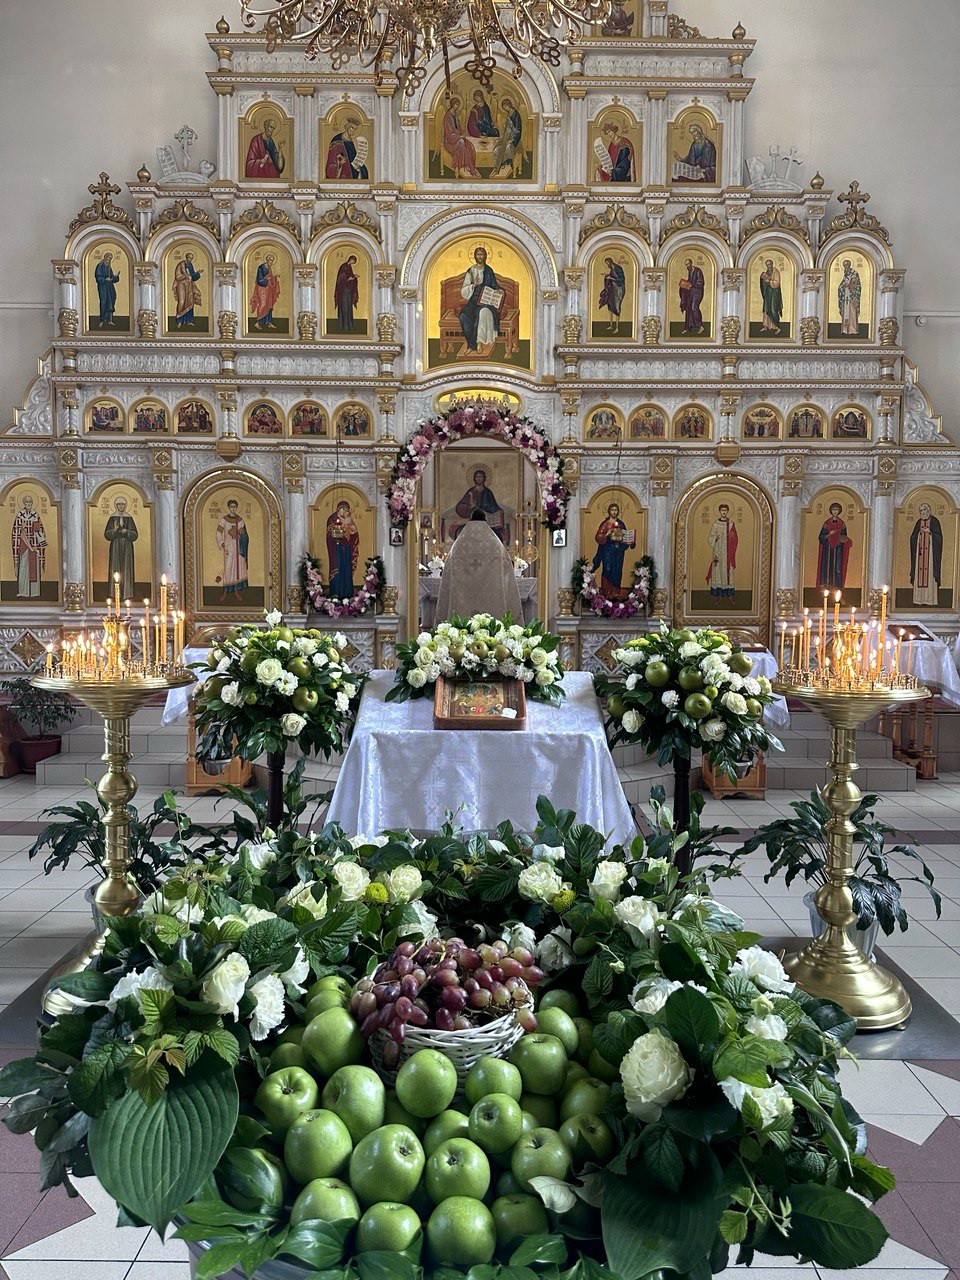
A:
[283,881,328,919]
[220,682,241,706]
[332,861,371,901]
[241,905,278,925]
[621,710,640,734]
[535,668,555,686]
[537,928,572,973]
[614,896,663,946]
[415,647,434,668]
[719,1078,794,1129]
[249,974,286,1041]
[106,966,173,1012]
[620,1029,692,1121]
[202,954,251,1017]
[240,839,277,870]
[505,922,537,955]
[348,834,389,850]
[531,843,565,863]
[529,647,549,667]
[679,641,703,659]
[276,671,299,697]
[518,862,564,903]
[508,625,524,639]
[382,865,423,904]
[721,691,748,715]
[645,857,671,877]
[398,899,439,941]
[333,632,347,648]
[730,946,794,994]
[407,668,427,689]
[281,946,310,992]
[661,689,679,709]
[255,658,283,686]
[629,976,682,1016]
[700,718,726,742]
[590,859,629,903]
[417,632,432,645]
[265,610,283,627]
[745,1013,789,1041]
[336,692,350,713]
[281,712,306,737]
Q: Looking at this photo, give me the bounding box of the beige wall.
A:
[0,0,956,428]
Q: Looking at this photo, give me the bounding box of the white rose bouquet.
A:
[387,612,566,706]
[193,612,364,763]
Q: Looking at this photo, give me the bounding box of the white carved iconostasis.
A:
[0,1,957,676]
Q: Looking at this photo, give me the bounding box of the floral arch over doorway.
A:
[386,401,570,529]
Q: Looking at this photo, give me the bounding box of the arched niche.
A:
[320,240,374,340]
[309,483,377,598]
[174,398,215,436]
[86,480,154,607]
[243,398,284,438]
[586,244,639,341]
[674,473,774,639]
[239,238,297,339]
[425,71,538,182]
[822,243,878,343]
[785,402,827,441]
[0,478,61,606]
[583,403,624,444]
[239,98,292,183]
[667,104,722,186]
[579,485,648,604]
[830,402,872,442]
[627,403,667,442]
[158,235,215,337]
[586,104,642,186]
[893,485,960,613]
[672,402,713,442]
[130,396,169,435]
[319,102,374,184]
[332,401,374,443]
[181,468,283,622]
[84,395,125,435]
[663,242,720,342]
[800,485,869,610]
[742,242,803,343]
[81,236,135,337]
[289,400,329,438]
[741,403,783,442]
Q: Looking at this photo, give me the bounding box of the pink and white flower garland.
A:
[388,404,569,530]
[302,555,384,619]
[575,556,654,620]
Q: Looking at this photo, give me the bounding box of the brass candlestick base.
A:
[32,672,194,1018]
[772,681,929,1031]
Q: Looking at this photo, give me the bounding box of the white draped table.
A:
[747,649,790,728]
[418,575,539,629]
[326,671,638,845]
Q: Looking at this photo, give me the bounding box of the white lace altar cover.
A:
[327,670,638,844]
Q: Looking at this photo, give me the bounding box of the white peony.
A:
[742,677,761,696]
[700,718,726,742]
[529,647,549,667]
[249,974,286,1040]
[537,928,573,972]
[730,946,795,993]
[407,668,427,688]
[590,860,629,903]
[202,954,251,1017]
[382,865,423,904]
[661,689,679,709]
[348,834,389,850]
[721,691,748,715]
[343,683,357,700]
[425,663,441,682]
[614,895,663,946]
[625,673,639,691]
[620,1029,692,1121]
[531,843,565,863]
[518,862,565,903]
[281,713,306,737]
[332,861,371,900]
[295,637,318,656]
[220,682,241,706]
[622,709,640,734]
[745,1013,789,1041]
[629,976,682,1016]
[281,946,310,992]
[417,632,432,645]
[398,899,439,940]
[312,651,328,669]
[255,658,283,686]
[505,922,537,955]
[719,1078,794,1128]
[106,966,173,1012]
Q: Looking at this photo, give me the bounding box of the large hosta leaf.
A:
[88,1053,238,1233]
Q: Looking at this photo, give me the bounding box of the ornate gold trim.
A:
[662,204,730,243]
[578,204,650,248]
[821,181,891,248]
[151,199,219,235]
[741,205,809,244]
[68,173,138,237]
[317,200,382,245]
[233,199,301,242]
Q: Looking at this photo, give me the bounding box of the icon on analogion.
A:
[1,482,60,605]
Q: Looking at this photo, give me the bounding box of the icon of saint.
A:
[104,496,138,599]
[910,501,943,607]
[327,500,360,598]
[11,494,46,598]
[216,499,249,603]
[245,117,285,179]
[816,502,852,591]
[707,503,737,602]
[592,502,635,600]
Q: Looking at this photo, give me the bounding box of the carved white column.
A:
[644,191,667,254]
[799,269,824,347]
[641,267,665,345]
[294,85,316,183]
[561,190,586,265]
[878,269,905,348]
[155,483,179,587]
[376,190,397,267]
[869,484,895,597]
[135,262,159,339]
[646,0,667,37]
[295,263,319,342]
[215,262,239,341]
[775,460,803,618]
[219,388,238,438]
[53,260,80,338]
[399,113,418,188]
[720,268,744,347]
[375,85,396,178]
[283,484,307,611]
[58,385,80,437]
[543,113,562,190]
[804,189,830,255]
[726,90,749,187]
[724,194,747,255]
[60,463,85,612]
[215,86,235,183]
[399,286,418,377]
[541,288,559,379]
[645,92,667,187]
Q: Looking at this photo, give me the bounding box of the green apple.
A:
[276,1025,305,1046]
[426,1137,491,1203]
[729,651,754,676]
[605,693,625,719]
[269,1042,308,1071]
[254,1067,319,1139]
[538,989,581,1018]
[511,1127,572,1192]
[745,698,763,719]
[217,1146,289,1213]
[349,1124,425,1206]
[465,1055,524,1105]
[302,1006,364,1077]
[509,1034,568,1096]
[535,1007,579,1057]
[290,1176,360,1227]
[385,1090,427,1135]
[496,1168,524,1197]
[395,1048,457,1118]
[564,1061,590,1090]
[491,1194,550,1251]
[572,1017,594,1064]
[468,1093,524,1155]
[306,988,349,1021]
[520,1092,557,1128]
[240,649,260,675]
[424,1109,471,1155]
[283,1108,353,1184]
[678,665,703,691]
[357,1202,422,1256]
[293,687,319,714]
[276,627,295,644]
[306,974,353,1002]
[288,656,312,680]
[683,692,712,720]
[643,661,671,689]
[322,1065,386,1142]
[561,1077,611,1122]
[559,1115,616,1169]
[427,1197,497,1267]
[677,628,698,643]
[521,1111,540,1135]
[205,676,225,700]
[588,1049,620,1085]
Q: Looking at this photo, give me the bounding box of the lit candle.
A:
[895,628,903,676]
[45,644,53,675]
[160,575,168,662]
[907,639,914,678]
[833,590,841,636]
[778,621,786,668]
[154,613,160,664]
[791,629,799,669]
[114,572,121,618]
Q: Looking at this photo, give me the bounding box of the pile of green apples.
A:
[228,978,615,1272]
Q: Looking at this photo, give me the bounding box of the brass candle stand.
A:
[32,670,194,1017]
[773,675,929,1031]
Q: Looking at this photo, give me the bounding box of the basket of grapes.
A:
[350,936,544,1086]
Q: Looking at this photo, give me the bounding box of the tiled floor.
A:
[0,764,959,1277]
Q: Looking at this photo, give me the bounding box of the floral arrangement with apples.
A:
[192,611,364,764]
[2,794,891,1279]
[301,554,385,619]
[595,623,781,778]
[388,613,565,706]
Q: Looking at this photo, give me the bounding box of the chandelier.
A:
[240,0,613,93]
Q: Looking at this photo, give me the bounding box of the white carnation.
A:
[332,861,371,900]
[249,974,286,1040]
[537,928,573,973]
[265,610,283,627]
[730,946,794,993]
[614,896,663,946]
[220,682,241,706]
[312,651,329,669]
[281,712,306,737]
[518,862,564,903]
[276,671,299,696]
[295,637,318,656]
[721,691,748,715]
[106,966,173,1012]
[621,709,640,734]
[590,859,629,903]
[725,672,745,691]
[661,690,679,709]
[629,976,682,1016]
[679,641,703,659]
[202,953,251,1017]
[620,1029,692,1121]
[281,946,310,992]
[425,663,441,682]
[742,677,761,696]
[255,658,283,686]
[625,673,639,691]
[336,692,350,713]
[719,1078,794,1128]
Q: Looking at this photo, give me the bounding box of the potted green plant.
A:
[2,676,78,773]
[737,789,942,956]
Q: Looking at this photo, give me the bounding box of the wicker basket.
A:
[370,1011,524,1088]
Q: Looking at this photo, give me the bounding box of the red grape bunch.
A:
[349,937,545,1068]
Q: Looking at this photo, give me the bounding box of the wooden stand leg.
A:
[919,696,938,780]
